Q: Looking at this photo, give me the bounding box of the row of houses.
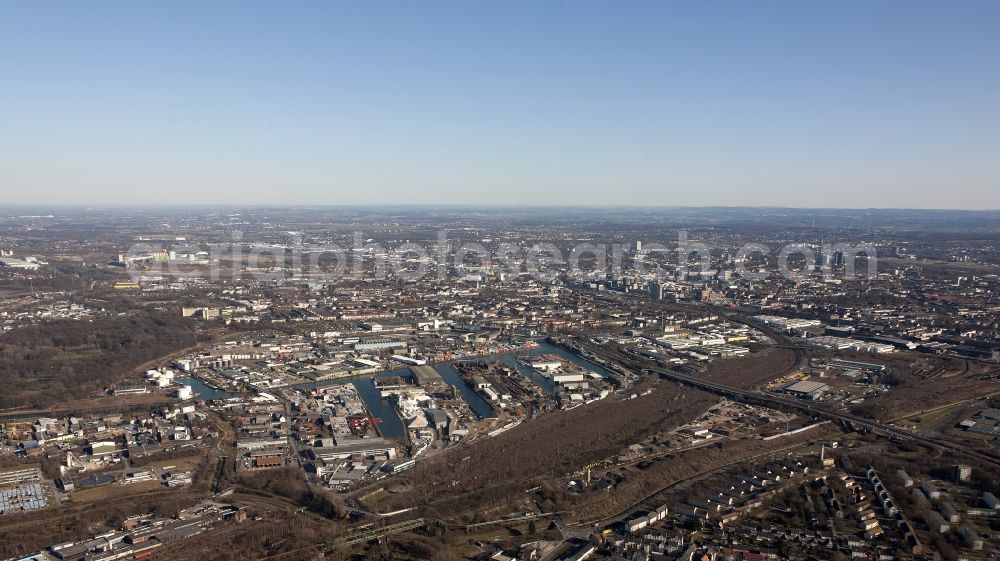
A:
[628,461,809,534]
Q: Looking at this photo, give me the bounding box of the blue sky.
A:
[2,1,998,208]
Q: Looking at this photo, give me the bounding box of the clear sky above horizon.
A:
[2,1,999,209]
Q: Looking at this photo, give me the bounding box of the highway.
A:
[582,343,1000,468]
[329,511,560,548]
[575,292,1000,466]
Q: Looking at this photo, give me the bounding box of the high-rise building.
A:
[953,464,972,482]
[649,281,664,301]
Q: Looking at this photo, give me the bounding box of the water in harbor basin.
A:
[374,366,496,420]
[294,340,615,441]
[431,363,496,419]
[352,377,407,440]
[295,376,407,440]
[297,361,500,441]
[522,340,619,378]
[177,376,231,401]
[500,355,556,391]
[500,340,618,392]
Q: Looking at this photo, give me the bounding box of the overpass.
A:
[336,518,427,546]
[585,344,1000,468]
[333,511,562,547]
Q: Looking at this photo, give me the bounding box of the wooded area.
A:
[0,312,201,409]
[697,346,799,388]
[385,380,718,520]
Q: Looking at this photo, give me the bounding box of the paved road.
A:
[583,343,1000,468]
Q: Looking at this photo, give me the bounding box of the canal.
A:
[499,340,619,391]
[293,375,410,440]
[291,340,618,441]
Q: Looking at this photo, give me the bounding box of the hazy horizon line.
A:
[1,203,999,213]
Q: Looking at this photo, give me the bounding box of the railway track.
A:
[584,344,1000,468]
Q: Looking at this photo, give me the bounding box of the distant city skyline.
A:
[2,1,998,208]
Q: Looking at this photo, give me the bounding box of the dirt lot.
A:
[699,347,800,388]
[0,393,178,419]
[71,479,163,503]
